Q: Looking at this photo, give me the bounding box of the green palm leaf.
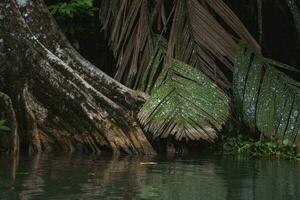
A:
[233,45,300,142]
[138,59,230,141]
[139,35,167,94]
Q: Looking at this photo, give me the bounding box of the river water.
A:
[0,154,299,200]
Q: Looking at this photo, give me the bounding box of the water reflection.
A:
[0,154,299,200]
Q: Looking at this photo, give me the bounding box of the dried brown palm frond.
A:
[100,0,260,92]
[167,0,260,90]
[99,0,155,88]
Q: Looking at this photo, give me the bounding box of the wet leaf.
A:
[233,45,300,143]
[138,59,230,141]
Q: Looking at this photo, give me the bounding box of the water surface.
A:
[0,154,299,200]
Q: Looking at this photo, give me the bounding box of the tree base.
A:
[0,0,155,155]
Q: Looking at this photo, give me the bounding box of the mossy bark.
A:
[0,0,155,155]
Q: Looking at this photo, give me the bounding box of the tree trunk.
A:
[0,0,156,155]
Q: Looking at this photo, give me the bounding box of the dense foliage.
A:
[48,0,98,48]
[46,0,116,74]
[222,134,300,160]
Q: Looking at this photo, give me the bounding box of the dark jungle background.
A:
[46,0,300,79]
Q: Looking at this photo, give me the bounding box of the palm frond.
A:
[100,0,259,91]
[167,0,260,90]
[99,0,154,88]
[139,35,167,93]
[233,45,300,142]
[151,0,167,32]
[138,59,230,141]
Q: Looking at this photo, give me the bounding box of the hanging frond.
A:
[138,59,230,141]
[139,35,167,93]
[233,45,300,142]
[168,0,260,90]
[99,0,154,88]
[151,0,167,32]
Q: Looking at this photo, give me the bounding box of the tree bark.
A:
[0,0,155,155]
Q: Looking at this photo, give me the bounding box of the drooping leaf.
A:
[233,45,300,142]
[139,35,167,94]
[167,0,260,90]
[138,59,230,141]
[99,0,155,88]
[100,0,259,91]
[232,44,254,118]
